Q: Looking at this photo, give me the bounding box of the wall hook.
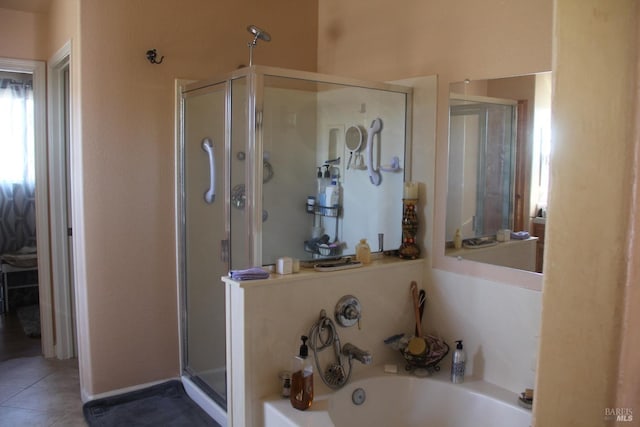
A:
[146,49,164,64]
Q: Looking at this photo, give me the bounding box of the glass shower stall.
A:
[447,95,517,241]
[178,66,412,425]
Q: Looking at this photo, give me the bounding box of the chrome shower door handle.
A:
[202,138,215,204]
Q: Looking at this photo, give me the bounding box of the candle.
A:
[403,181,418,199]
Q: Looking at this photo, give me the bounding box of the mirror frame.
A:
[432,75,545,292]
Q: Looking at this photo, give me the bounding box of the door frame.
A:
[48,42,76,359]
[0,57,54,358]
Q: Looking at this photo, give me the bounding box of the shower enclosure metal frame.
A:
[177,65,413,424]
[178,78,231,424]
[181,64,414,263]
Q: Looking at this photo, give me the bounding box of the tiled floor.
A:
[0,311,86,426]
[0,356,86,426]
[0,309,41,362]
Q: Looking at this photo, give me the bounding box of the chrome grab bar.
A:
[202,138,215,204]
[366,118,382,186]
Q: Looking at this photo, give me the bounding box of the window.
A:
[0,72,34,185]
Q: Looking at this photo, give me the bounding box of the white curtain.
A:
[0,75,36,254]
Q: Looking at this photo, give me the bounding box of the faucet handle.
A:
[344,304,363,329]
[344,304,359,320]
[335,295,361,327]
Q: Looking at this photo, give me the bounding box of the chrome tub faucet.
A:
[342,343,372,365]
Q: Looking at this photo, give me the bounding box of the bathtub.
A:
[264,369,531,427]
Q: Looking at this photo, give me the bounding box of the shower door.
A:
[181,82,228,408]
[448,99,516,239]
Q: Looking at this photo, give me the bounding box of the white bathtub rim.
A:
[264,365,531,427]
[337,368,530,417]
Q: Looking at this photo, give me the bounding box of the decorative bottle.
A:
[399,199,420,259]
[290,336,313,410]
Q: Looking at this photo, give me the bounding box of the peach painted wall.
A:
[47,0,78,57]
[318,0,638,422]
[617,18,640,407]
[0,7,47,60]
[75,0,317,397]
[534,1,637,426]
[616,2,640,411]
[318,0,551,83]
[319,0,552,395]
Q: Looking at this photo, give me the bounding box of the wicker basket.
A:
[400,334,449,372]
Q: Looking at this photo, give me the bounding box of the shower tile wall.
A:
[317,87,406,252]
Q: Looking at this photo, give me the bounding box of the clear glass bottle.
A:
[355,239,371,264]
[290,336,313,410]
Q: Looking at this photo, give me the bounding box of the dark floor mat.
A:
[83,380,220,427]
[16,304,40,337]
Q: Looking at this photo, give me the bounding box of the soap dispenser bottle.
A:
[451,340,466,383]
[290,336,313,410]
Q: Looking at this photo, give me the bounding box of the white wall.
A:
[425,269,540,394]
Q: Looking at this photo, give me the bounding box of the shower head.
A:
[246,25,271,66]
[247,25,271,44]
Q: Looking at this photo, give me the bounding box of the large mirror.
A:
[445,73,551,273]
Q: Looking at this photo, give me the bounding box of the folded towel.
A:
[510,231,530,240]
[229,267,270,281]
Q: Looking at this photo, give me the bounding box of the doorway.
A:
[0,50,76,362]
[0,57,52,359]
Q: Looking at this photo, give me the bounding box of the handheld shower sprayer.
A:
[246,25,271,66]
